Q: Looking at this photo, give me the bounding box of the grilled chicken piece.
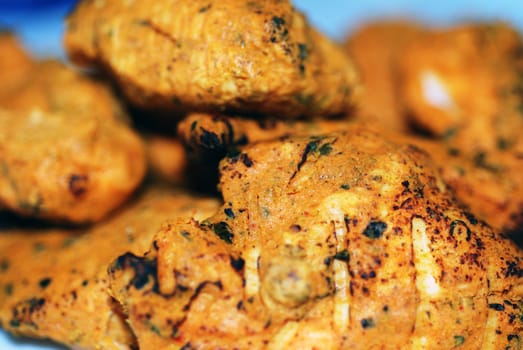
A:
[64,0,360,119]
[0,185,221,349]
[399,22,523,234]
[110,125,523,349]
[0,60,146,223]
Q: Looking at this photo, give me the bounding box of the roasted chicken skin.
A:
[110,126,523,349]
[0,60,146,223]
[64,0,360,119]
[0,185,220,349]
[345,20,423,132]
[178,113,523,235]
[399,22,523,234]
[0,32,33,98]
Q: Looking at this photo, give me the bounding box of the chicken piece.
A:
[110,125,523,349]
[0,32,33,97]
[146,135,188,185]
[0,60,146,223]
[400,22,523,153]
[0,185,221,349]
[178,112,352,193]
[345,20,423,132]
[64,0,360,118]
[179,113,523,234]
[399,22,523,234]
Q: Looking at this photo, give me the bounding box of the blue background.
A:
[0,0,522,349]
[1,0,523,57]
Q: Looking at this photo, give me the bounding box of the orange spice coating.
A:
[64,0,360,119]
[110,126,523,349]
[0,61,146,223]
[0,186,221,349]
[345,20,423,132]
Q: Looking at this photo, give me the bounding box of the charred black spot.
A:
[450,220,472,241]
[230,256,245,271]
[182,280,223,312]
[180,342,194,350]
[199,129,223,151]
[505,260,523,278]
[333,249,350,262]
[0,259,9,272]
[488,303,505,311]
[270,16,288,43]
[290,224,302,232]
[241,153,254,167]
[198,3,212,12]
[401,180,410,189]
[360,317,376,329]
[212,221,234,244]
[10,297,45,329]
[68,174,88,198]
[473,151,501,172]
[224,208,235,218]
[111,253,160,293]
[362,221,387,239]
[38,278,51,289]
[464,212,478,225]
[447,148,460,156]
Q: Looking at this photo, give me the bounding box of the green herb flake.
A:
[236,34,246,48]
[224,208,235,219]
[150,323,161,335]
[319,143,333,156]
[4,283,13,296]
[473,151,501,173]
[333,249,350,262]
[298,43,308,61]
[340,183,350,190]
[180,231,192,241]
[38,278,52,289]
[33,242,46,253]
[132,19,150,26]
[62,237,79,248]
[261,207,270,218]
[360,317,375,329]
[362,221,387,239]
[212,222,234,244]
[453,335,465,347]
[442,127,458,140]
[497,137,510,150]
[198,4,212,12]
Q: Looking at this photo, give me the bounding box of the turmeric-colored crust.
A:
[0,61,146,223]
[345,20,423,132]
[0,33,34,98]
[178,113,523,234]
[64,0,360,118]
[398,23,523,233]
[400,22,523,151]
[110,126,523,349]
[0,186,221,349]
[178,112,350,159]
